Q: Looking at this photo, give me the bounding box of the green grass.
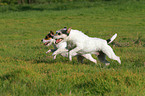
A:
[0,1,145,96]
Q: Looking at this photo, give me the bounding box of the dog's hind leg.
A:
[77,55,84,63]
[97,51,110,66]
[82,54,97,64]
[102,45,121,64]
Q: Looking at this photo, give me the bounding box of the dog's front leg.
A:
[52,50,59,60]
[53,55,57,60]
[46,49,56,54]
[52,48,68,57]
[52,49,64,56]
[46,49,51,54]
[69,47,81,61]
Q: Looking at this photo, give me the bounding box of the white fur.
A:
[108,33,117,44]
[42,38,54,47]
[54,29,121,65]
[42,38,68,59]
[42,37,97,63]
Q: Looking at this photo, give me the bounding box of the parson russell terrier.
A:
[53,27,121,65]
[41,31,97,63]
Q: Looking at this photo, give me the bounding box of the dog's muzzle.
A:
[55,38,63,44]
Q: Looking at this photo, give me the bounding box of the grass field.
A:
[0,0,145,96]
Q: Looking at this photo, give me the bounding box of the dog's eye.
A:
[58,33,61,35]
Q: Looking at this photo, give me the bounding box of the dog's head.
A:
[41,31,54,46]
[54,27,71,42]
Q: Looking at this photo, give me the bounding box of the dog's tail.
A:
[106,33,117,44]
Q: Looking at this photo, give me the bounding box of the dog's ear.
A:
[50,31,54,35]
[50,31,54,36]
[64,27,67,31]
[67,27,72,33]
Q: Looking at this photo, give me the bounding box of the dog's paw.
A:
[53,55,56,60]
[69,55,72,61]
[65,49,69,52]
[105,63,110,66]
[52,52,56,56]
[46,49,51,54]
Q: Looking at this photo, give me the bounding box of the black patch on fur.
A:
[61,30,67,34]
[106,39,111,43]
[45,36,48,39]
[48,34,54,38]
[61,29,69,36]
[45,34,53,39]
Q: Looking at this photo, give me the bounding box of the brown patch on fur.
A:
[44,37,52,40]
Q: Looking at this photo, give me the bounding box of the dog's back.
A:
[68,29,89,42]
[68,29,107,52]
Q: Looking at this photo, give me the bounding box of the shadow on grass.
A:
[30,55,98,66]
[31,55,70,64]
[0,71,18,81]
[0,70,28,82]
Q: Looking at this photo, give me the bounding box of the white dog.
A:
[41,31,97,63]
[54,27,121,65]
